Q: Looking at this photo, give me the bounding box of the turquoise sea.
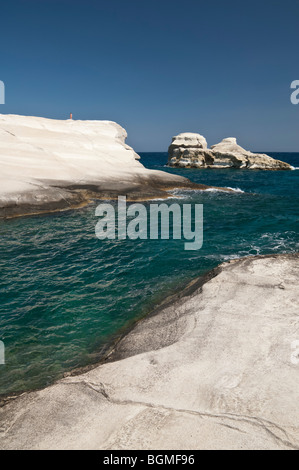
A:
[0,153,299,396]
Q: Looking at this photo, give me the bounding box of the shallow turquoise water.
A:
[0,152,298,396]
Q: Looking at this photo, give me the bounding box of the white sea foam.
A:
[225,187,245,193]
[168,186,245,198]
[149,196,178,201]
[219,254,241,261]
[291,166,299,170]
[204,187,244,193]
[203,188,225,192]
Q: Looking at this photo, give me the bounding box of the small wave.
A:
[204,188,227,193]
[205,187,244,193]
[168,187,245,197]
[225,187,245,193]
[221,254,242,261]
[291,166,299,170]
[149,196,178,201]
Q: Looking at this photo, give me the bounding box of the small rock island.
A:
[168,133,292,170]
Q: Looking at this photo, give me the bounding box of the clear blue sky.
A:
[1,0,299,151]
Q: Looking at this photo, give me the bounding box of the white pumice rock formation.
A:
[168,133,292,170]
[0,115,216,218]
[0,254,298,450]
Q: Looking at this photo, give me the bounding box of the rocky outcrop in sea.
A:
[168,133,292,170]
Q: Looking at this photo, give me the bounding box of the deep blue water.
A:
[0,152,298,396]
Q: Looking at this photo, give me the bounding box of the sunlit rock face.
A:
[1,254,298,450]
[0,114,191,217]
[168,134,292,170]
[168,132,212,168]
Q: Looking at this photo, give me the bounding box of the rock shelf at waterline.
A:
[0,254,298,450]
[0,115,231,219]
[168,133,292,170]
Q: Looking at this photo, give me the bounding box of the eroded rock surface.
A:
[0,115,215,218]
[168,133,292,170]
[0,254,298,450]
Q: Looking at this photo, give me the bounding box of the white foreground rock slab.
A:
[0,254,298,450]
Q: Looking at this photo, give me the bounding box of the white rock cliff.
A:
[0,115,209,217]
